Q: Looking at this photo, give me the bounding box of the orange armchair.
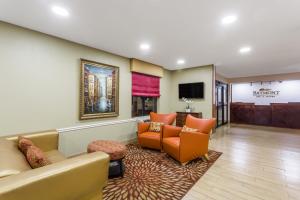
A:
[163,115,216,164]
[138,112,176,150]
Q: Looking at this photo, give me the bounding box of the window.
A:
[132,96,157,117]
[131,72,160,117]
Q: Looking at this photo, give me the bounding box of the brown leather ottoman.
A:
[87,140,126,178]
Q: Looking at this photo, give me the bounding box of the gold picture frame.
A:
[80,59,119,120]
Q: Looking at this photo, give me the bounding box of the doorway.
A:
[216,81,229,127]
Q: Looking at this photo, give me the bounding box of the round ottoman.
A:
[87,140,126,178]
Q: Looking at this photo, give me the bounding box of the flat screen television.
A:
[179,82,204,99]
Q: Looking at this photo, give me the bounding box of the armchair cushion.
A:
[138,132,161,150]
[162,137,180,160]
[139,132,160,141]
[148,122,164,132]
[150,112,177,125]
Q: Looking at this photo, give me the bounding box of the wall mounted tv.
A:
[179,82,204,99]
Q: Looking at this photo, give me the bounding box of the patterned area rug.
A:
[103,144,222,200]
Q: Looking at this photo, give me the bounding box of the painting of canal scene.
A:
[80,59,119,120]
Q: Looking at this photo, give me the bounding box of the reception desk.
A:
[230,102,300,129]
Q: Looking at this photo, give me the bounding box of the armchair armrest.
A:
[180,132,210,159]
[163,125,182,138]
[0,152,109,200]
[137,122,150,135]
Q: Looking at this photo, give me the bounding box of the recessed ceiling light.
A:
[239,46,252,54]
[52,6,69,17]
[140,43,150,50]
[222,15,237,25]
[177,59,185,65]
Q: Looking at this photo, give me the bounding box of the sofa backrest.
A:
[6,130,59,152]
[0,139,31,179]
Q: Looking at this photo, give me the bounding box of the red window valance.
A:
[132,72,160,97]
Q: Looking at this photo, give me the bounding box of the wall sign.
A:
[253,88,280,98]
[232,80,300,105]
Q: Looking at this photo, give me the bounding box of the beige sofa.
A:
[0,130,109,200]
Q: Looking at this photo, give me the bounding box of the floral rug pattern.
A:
[103,144,222,200]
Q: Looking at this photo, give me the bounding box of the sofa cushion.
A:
[0,139,31,178]
[45,150,66,163]
[18,136,34,154]
[26,145,51,168]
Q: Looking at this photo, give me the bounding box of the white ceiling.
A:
[1,0,300,78]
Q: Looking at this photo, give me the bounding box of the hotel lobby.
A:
[0,1,300,200]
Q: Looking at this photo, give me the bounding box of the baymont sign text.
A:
[253,88,280,98]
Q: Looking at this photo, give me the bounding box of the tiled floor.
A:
[183,124,300,200]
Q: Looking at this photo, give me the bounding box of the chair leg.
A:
[181,161,189,166]
[202,154,209,161]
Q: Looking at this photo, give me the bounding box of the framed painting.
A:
[80,59,119,120]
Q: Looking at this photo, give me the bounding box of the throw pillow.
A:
[182,125,198,133]
[148,122,164,132]
[26,145,51,169]
[18,136,34,154]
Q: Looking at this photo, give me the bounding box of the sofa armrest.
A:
[137,122,150,135]
[0,152,109,200]
[163,125,182,138]
[6,130,59,152]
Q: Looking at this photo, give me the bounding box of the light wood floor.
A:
[183,124,300,200]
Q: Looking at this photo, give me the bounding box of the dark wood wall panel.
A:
[271,103,300,129]
[230,103,300,129]
[254,105,272,126]
[230,103,255,124]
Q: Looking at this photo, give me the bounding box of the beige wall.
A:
[0,22,137,155]
[0,22,213,155]
[158,69,172,113]
[0,22,130,133]
[169,66,214,118]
